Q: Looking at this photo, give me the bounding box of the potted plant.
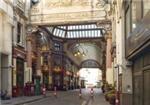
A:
[104,92,109,101]
[104,89,116,103]
[108,93,116,105]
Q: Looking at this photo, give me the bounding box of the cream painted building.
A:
[105,32,114,85]
[0,0,31,96]
[111,0,133,105]
[12,0,31,96]
[0,0,14,96]
[112,0,150,105]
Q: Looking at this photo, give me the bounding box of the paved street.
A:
[17,89,109,105]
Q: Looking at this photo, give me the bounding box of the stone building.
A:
[12,0,29,96]
[112,0,150,105]
[1,1,149,105]
[0,0,14,96]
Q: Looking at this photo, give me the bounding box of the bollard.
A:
[90,88,94,100]
[42,88,46,97]
[42,85,46,97]
[115,91,120,105]
[53,86,57,98]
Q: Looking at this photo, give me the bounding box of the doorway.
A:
[0,54,9,92]
[16,58,24,96]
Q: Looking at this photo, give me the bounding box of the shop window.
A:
[125,5,131,38]
[54,43,61,51]
[131,0,142,32]
[43,54,48,65]
[143,0,150,16]
[125,0,150,37]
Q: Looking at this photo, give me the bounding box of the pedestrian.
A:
[101,84,105,93]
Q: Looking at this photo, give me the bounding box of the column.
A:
[48,52,52,86]
[34,48,42,95]
[106,32,114,84]
[26,36,32,82]
[24,61,28,84]
[36,48,42,81]
[12,58,17,86]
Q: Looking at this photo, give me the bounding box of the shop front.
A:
[52,66,63,90]
[12,47,26,97]
[126,12,150,105]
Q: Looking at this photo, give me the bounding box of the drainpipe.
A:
[11,22,15,97]
[11,0,15,97]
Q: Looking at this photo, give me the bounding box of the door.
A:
[43,72,49,88]
[16,58,24,96]
[1,54,9,92]
[144,70,150,105]
[133,75,143,105]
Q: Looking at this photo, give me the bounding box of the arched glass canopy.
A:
[46,23,106,39]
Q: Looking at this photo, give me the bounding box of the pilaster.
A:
[26,36,32,82]
[12,58,17,86]
[105,31,114,84]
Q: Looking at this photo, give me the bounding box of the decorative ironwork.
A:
[81,60,100,68]
[46,24,106,39]
[71,43,87,57]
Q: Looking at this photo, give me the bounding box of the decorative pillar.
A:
[26,36,32,82]
[24,61,28,84]
[36,47,42,79]
[48,52,52,86]
[106,32,114,84]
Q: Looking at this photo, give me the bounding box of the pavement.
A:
[1,91,53,105]
[26,90,83,105]
[0,89,110,105]
[81,88,110,105]
[85,89,110,105]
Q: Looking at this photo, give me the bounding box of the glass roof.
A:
[46,24,106,39]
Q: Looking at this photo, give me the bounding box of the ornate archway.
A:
[80,59,101,68]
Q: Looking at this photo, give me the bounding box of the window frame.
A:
[17,22,23,44]
[142,0,150,17]
[125,3,131,38]
[131,0,143,32]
